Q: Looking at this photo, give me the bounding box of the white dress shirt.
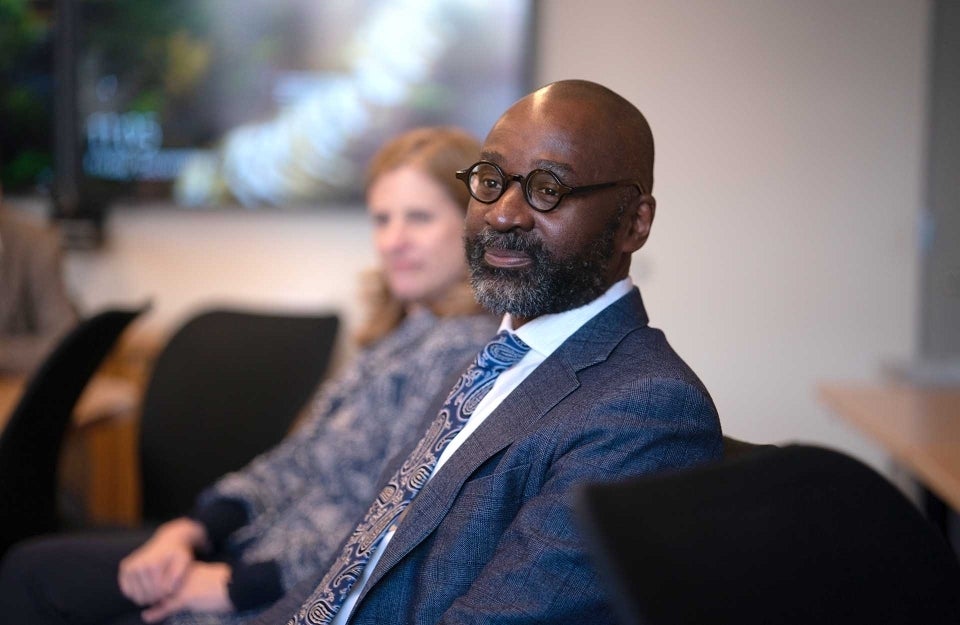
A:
[332,277,635,624]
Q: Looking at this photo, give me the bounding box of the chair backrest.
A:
[722,434,776,460]
[0,305,146,555]
[576,444,960,625]
[138,307,339,522]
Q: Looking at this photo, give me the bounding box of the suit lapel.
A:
[358,288,650,596]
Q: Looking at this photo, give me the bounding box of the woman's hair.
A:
[355,126,483,347]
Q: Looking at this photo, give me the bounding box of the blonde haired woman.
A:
[356,125,484,346]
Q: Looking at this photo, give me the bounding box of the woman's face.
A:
[367,165,468,308]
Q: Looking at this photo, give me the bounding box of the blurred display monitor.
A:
[0,1,55,194]
[73,0,534,209]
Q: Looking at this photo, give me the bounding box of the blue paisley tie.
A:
[290,330,531,625]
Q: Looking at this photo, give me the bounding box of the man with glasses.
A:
[252,79,722,625]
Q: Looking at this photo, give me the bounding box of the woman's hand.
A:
[118,517,207,606]
[140,562,234,623]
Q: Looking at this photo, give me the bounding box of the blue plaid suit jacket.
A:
[256,287,722,625]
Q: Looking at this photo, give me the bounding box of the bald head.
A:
[519,80,655,194]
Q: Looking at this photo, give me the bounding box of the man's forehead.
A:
[480,130,603,183]
[478,148,577,178]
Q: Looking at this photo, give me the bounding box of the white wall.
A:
[63,204,375,335]
[21,1,930,473]
[537,0,929,472]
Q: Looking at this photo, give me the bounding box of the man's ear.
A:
[621,194,656,253]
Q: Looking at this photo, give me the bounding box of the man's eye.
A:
[532,183,560,198]
[479,176,502,190]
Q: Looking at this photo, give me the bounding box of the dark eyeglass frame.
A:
[455,160,645,213]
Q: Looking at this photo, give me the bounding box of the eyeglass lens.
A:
[467,162,564,211]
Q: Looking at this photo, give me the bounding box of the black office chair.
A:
[721,434,775,460]
[0,305,147,556]
[138,307,339,522]
[576,443,960,625]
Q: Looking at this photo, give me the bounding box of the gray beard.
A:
[465,219,619,319]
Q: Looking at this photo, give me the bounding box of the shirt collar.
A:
[498,277,635,359]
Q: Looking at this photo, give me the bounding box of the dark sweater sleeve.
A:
[227,560,285,611]
[189,498,248,553]
[189,498,285,610]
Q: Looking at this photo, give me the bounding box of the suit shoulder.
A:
[601,325,714,401]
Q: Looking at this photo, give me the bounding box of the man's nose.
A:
[484,183,534,231]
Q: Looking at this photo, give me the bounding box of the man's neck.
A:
[501,277,635,334]
[511,315,532,329]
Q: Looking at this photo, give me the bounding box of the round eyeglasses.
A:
[455,160,645,213]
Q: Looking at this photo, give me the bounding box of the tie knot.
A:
[479,330,530,371]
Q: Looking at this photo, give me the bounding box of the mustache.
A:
[468,228,543,254]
